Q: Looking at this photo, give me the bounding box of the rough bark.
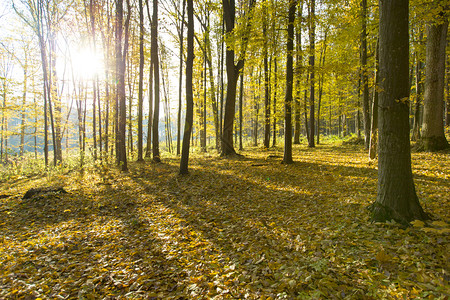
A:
[370,0,428,225]
[221,0,255,156]
[420,20,449,151]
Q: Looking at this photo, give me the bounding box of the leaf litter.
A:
[0,143,448,299]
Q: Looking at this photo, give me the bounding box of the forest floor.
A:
[0,142,449,299]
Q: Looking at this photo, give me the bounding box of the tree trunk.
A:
[446,52,450,127]
[177,0,186,156]
[369,38,379,159]
[20,54,28,157]
[420,20,449,151]
[137,0,145,161]
[180,0,194,174]
[317,31,327,145]
[283,0,296,164]
[411,28,424,142]
[294,1,303,145]
[370,0,428,224]
[263,9,270,148]
[308,0,315,148]
[361,0,370,149]
[116,0,128,171]
[272,58,277,147]
[152,0,161,162]
[221,0,255,156]
[239,72,244,150]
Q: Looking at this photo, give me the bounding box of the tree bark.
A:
[361,0,370,149]
[221,0,256,156]
[177,0,186,156]
[180,0,194,174]
[137,0,145,161]
[420,20,449,151]
[412,29,424,142]
[239,72,244,150]
[370,0,428,224]
[369,38,379,159]
[283,0,296,164]
[308,0,315,148]
[263,9,270,148]
[294,1,303,145]
[116,0,128,171]
[152,0,161,162]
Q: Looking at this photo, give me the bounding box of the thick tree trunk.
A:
[221,0,255,156]
[283,0,296,164]
[420,20,449,151]
[370,0,428,224]
[180,0,194,174]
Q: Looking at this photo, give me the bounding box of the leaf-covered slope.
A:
[0,144,448,299]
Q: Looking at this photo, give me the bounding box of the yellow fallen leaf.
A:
[431,220,447,227]
[411,220,425,227]
[376,249,391,263]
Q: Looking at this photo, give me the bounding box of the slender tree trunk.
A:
[219,18,225,144]
[137,0,145,161]
[263,9,270,148]
[146,58,154,158]
[361,0,370,149]
[294,1,303,145]
[116,0,128,171]
[308,0,315,148]
[369,38,379,159]
[177,0,186,156]
[412,30,423,142]
[370,0,428,224]
[317,31,326,145]
[272,58,277,147]
[180,0,194,174]
[152,0,161,162]
[420,20,449,151]
[20,54,28,157]
[283,0,296,164]
[446,52,450,127]
[239,72,244,150]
